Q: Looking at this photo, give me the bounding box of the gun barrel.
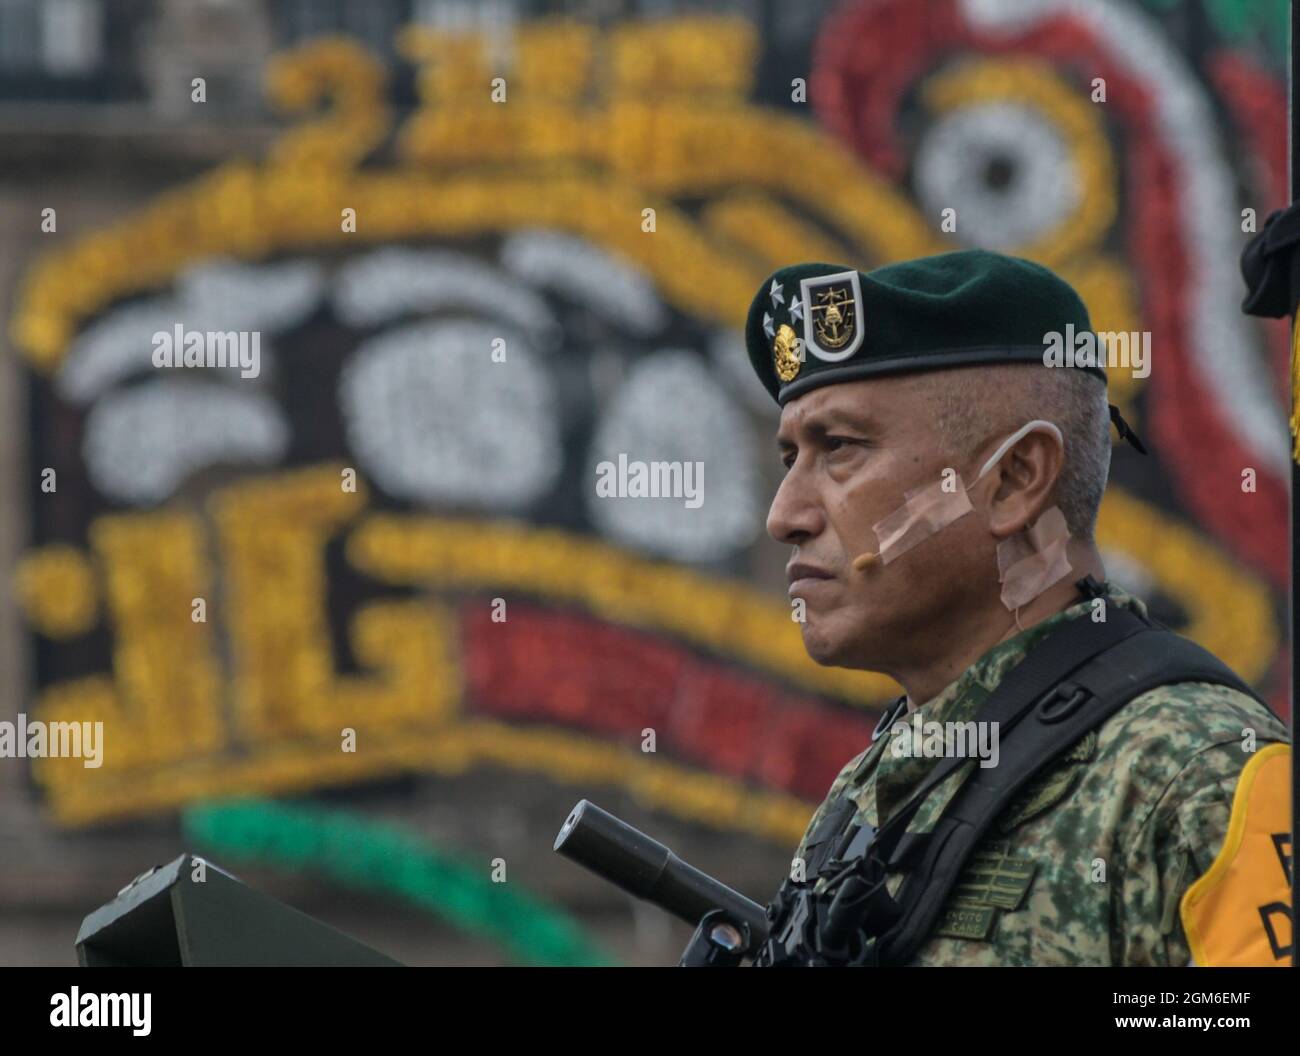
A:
[554,799,770,946]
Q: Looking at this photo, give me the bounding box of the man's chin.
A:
[799,623,857,668]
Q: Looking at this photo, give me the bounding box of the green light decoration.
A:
[182,798,618,967]
[1140,0,1288,63]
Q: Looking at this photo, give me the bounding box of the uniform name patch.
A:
[934,841,1038,942]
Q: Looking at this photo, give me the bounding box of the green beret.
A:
[744,249,1106,406]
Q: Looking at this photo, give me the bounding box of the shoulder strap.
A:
[874,612,1262,966]
[876,604,1150,849]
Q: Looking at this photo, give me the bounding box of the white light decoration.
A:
[499,230,669,337]
[332,247,559,345]
[586,349,760,562]
[58,297,185,404]
[82,378,289,505]
[57,258,324,404]
[339,319,561,509]
[913,101,1079,250]
[177,258,324,333]
[709,328,780,416]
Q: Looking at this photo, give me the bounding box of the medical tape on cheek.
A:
[859,420,1064,570]
[870,477,974,564]
[997,505,1073,610]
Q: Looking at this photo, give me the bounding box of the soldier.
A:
[748,249,1292,966]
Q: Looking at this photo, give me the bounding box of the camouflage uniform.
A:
[790,584,1289,966]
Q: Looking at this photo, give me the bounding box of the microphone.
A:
[851,551,878,572]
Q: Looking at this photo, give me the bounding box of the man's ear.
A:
[982,430,1065,538]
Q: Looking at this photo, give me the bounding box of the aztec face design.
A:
[7,1,1288,838]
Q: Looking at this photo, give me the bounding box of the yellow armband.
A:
[1181,743,1292,967]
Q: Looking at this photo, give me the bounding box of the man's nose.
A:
[766,466,825,544]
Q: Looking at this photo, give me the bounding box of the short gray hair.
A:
[908,365,1112,539]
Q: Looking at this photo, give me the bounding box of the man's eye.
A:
[825,436,859,453]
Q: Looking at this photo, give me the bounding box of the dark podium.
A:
[76,854,402,966]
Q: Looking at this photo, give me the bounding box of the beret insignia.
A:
[801,270,864,362]
[773,323,802,382]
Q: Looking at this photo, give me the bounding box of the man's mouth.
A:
[786,561,835,596]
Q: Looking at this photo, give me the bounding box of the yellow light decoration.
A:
[607,17,758,99]
[1055,255,1145,416]
[89,512,227,763]
[31,676,121,795]
[264,36,390,171]
[702,191,857,272]
[10,23,954,375]
[37,712,812,844]
[396,98,943,265]
[399,28,493,102]
[1095,487,1277,681]
[209,465,463,740]
[513,20,598,101]
[13,544,99,638]
[11,171,779,373]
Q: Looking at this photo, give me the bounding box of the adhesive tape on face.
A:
[996,506,1073,611]
[859,419,1064,568]
[869,478,973,565]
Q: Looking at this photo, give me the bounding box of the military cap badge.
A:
[801,270,864,362]
[772,323,802,382]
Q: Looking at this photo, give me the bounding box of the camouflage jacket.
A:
[789,584,1290,966]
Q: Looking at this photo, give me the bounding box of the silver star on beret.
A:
[762,312,775,339]
[768,280,785,309]
[789,296,803,323]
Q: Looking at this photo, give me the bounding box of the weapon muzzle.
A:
[554,799,770,947]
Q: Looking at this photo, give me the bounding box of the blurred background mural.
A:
[0,0,1289,965]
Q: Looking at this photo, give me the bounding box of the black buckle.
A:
[1036,680,1092,724]
[816,851,900,962]
[1075,575,1108,600]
